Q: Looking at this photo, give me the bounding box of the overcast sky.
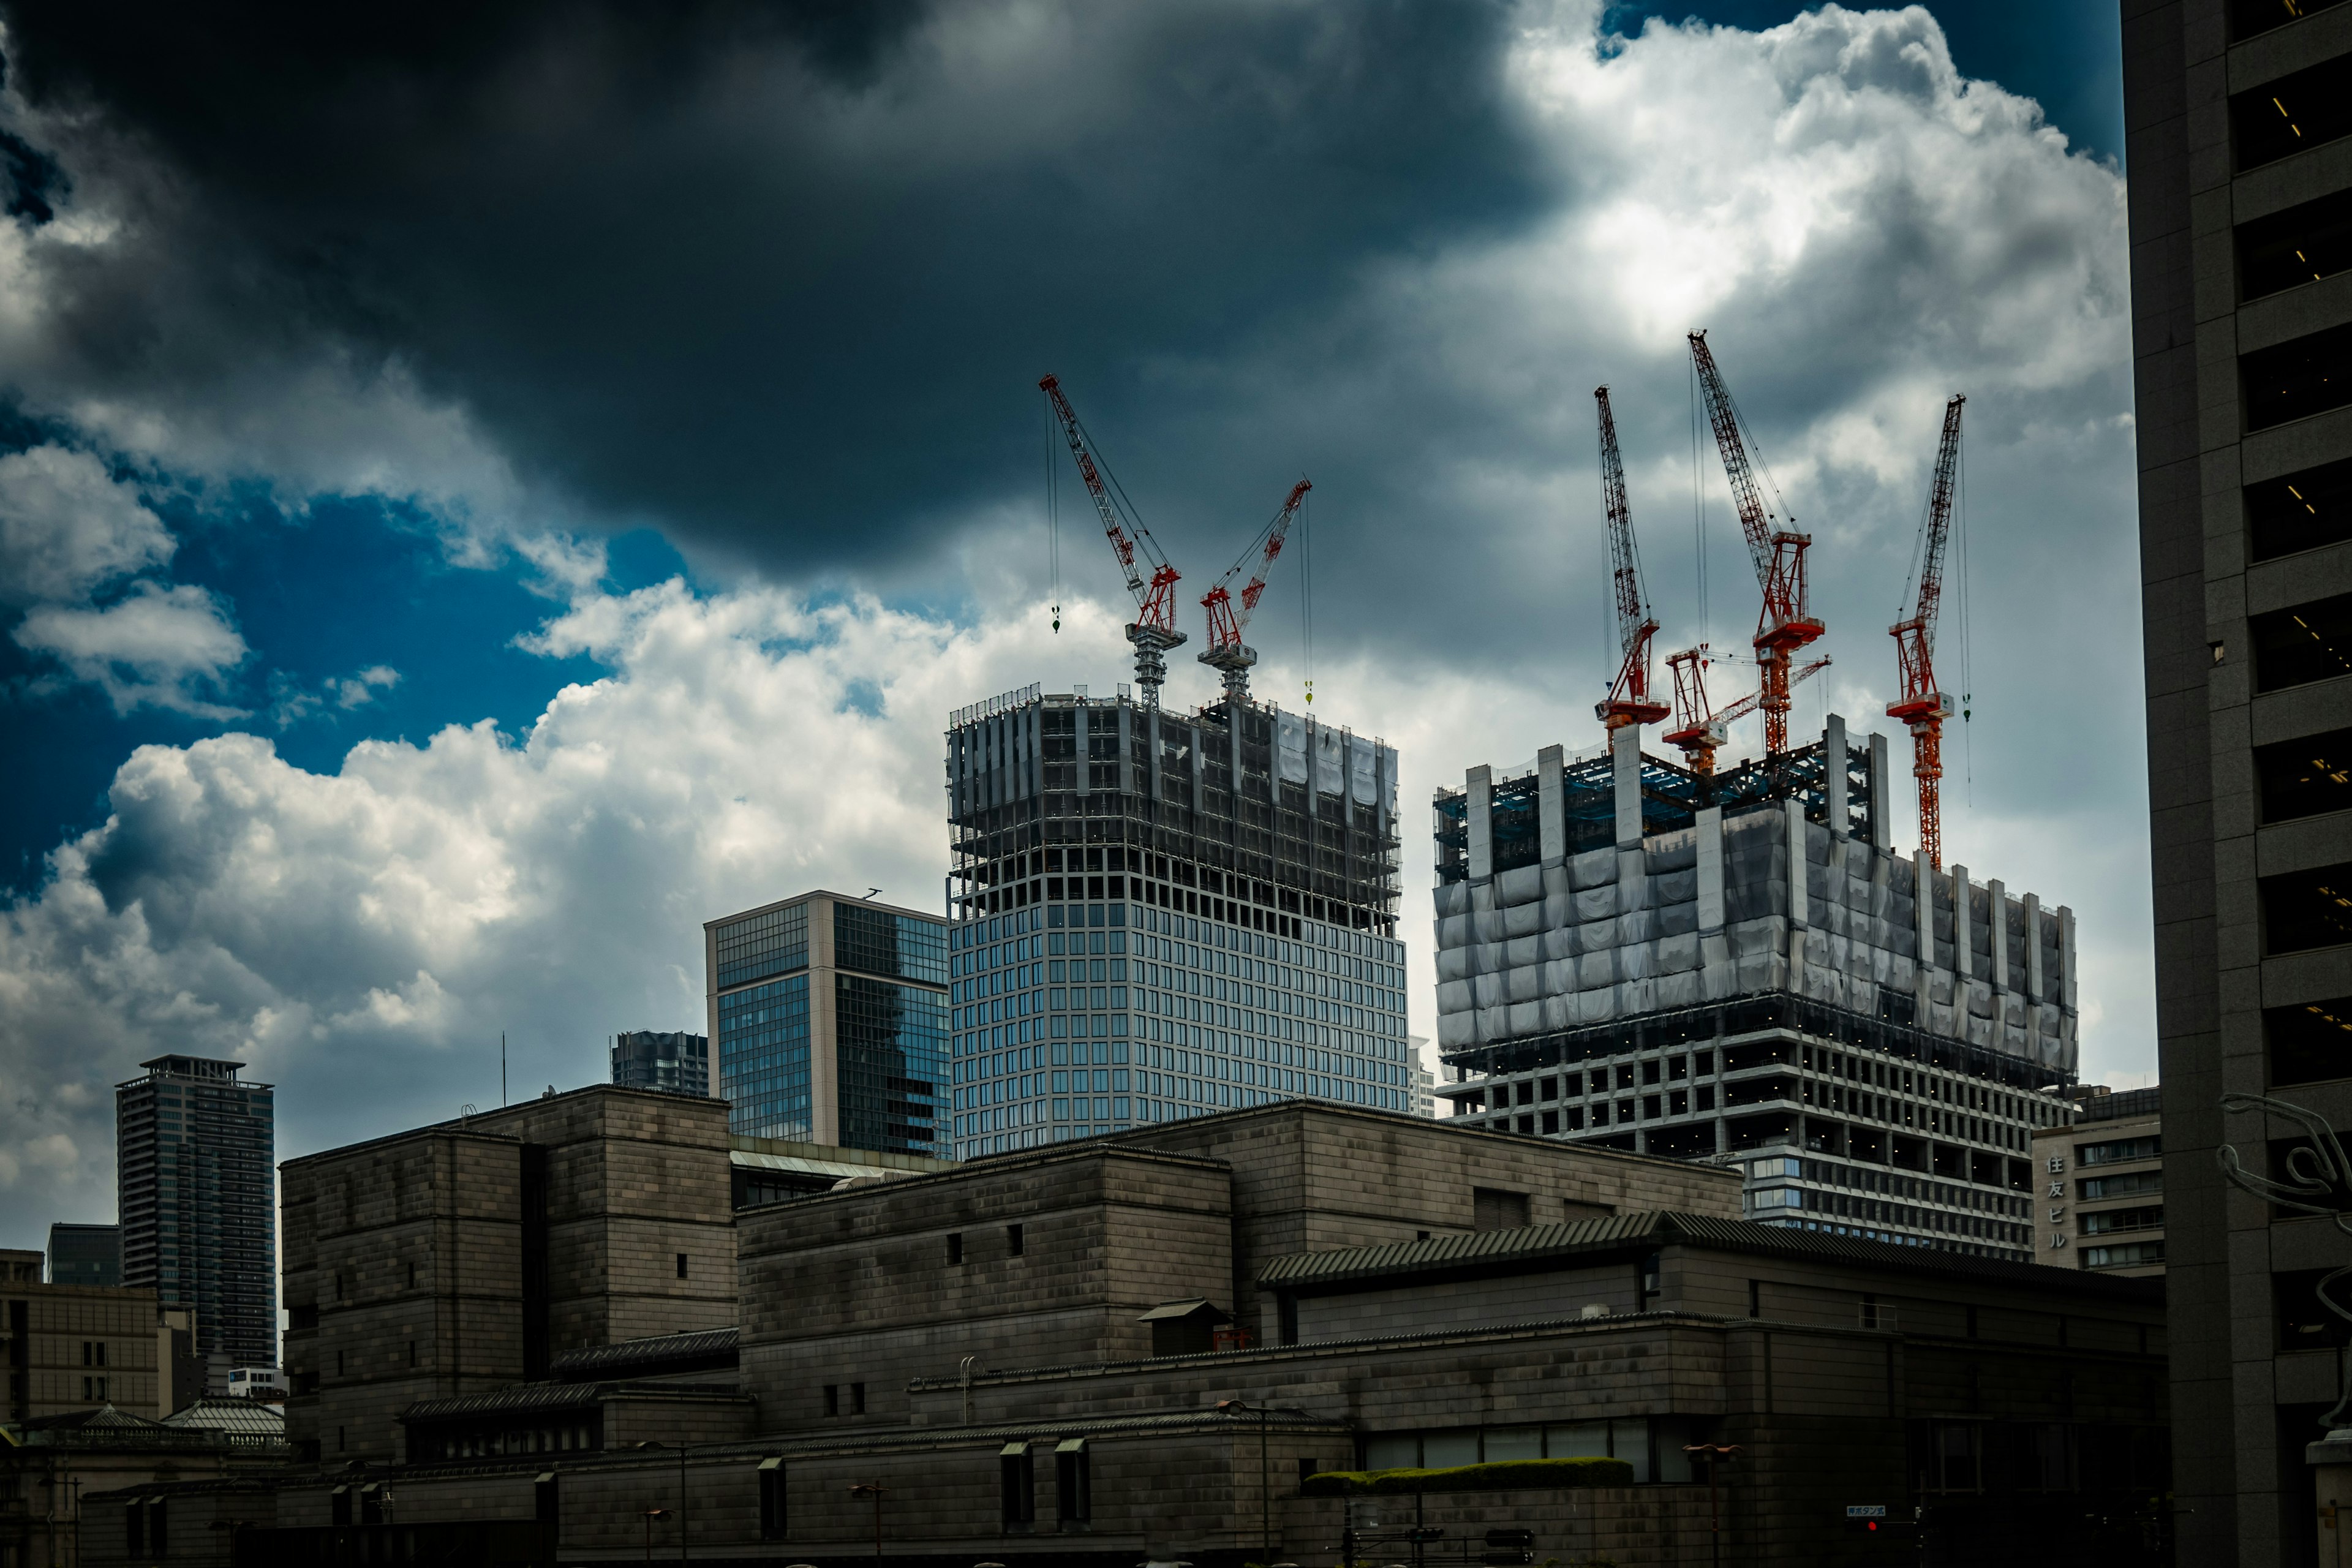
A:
[0,0,2143,1247]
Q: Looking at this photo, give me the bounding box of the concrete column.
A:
[1785,798,1808,998]
[1148,708,1163,801]
[1305,717,1320,827]
[1117,703,1134,796]
[1988,880,2008,995]
[1074,705,1090,798]
[1538,744,1566,864]
[1825,713,1849,837]
[2023,893,2044,1005]
[1612,725,1643,850]
[1868,732,1893,852]
[1695,807,1725,934]
[2059,905,2077,1012]
[1913,846,1936,1022]
[810,896,840,1145]
[1466,765,1494,883]
[1951,866,1972,983]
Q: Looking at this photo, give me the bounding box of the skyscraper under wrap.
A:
[115,1056,277,1379]
[943,684,1411,1159]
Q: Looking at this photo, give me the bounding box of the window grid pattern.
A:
[720,974,813,1140]
[835,976,944,1153]
[835,904,949,986]
[716,904,810,991]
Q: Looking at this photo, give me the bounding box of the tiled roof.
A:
[551,1327,738,1381]
[400,1380,748,1424]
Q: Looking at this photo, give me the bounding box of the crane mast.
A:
[1039,374,1186,706]
[1689,332,1823,757]
[1596,386,1670,731]
[1200,479,1310,703]
[1663,646,1829,777]
[1888,394,1966,870]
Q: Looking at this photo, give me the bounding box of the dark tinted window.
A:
[2256,726,2352,821]
[2249,456,2352,560]
[2252,592,2352,690]
[2267,997,2352,1085]
[2236,0,2352,36]
[2243,323,2352,432]
[2239,189,2352,301]
[2233,54,2352,171]
[2261,861,2352,954]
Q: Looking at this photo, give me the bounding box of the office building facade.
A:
[2124,0,2352,1558]
[1433,720,2080,1261]
[943,686,1411,1159]
[2033,1087,2164,1277]
[114,1057,276,1378]
[47,1223,123,1288]
[608,1029,710,1097]
[704,891,947,1153]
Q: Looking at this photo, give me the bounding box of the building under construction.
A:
[943,684,1411,1160]
[1432,718,2081,1262]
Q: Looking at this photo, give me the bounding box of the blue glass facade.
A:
[718,974,812,1140]
[835,974,947,1153]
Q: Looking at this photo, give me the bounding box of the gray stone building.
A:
[2124,0,2352,1560]
[279,1086,737,1465]
[112,1100,2169,1567]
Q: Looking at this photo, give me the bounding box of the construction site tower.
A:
[1888,394,1966,870]
[1199,479,1311,703]
[1595,386,1671,732]
[1039,374,1186,706]
[1689,331,1824,757]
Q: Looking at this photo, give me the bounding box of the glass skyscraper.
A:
[115,1055,277,1377]
[943,685,1411,1160]
[704,891,947,1153]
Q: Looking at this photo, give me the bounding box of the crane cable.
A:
[1046,391,1061,632]
[1300,486,1314,706]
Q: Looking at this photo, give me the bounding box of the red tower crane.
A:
[1689,331,1824,758]
[1662,646,1830,778]
[1199,478,1310,703]
[1888,394,1966,870]
[1039,374,1186,706]
[1595,386,1670,732]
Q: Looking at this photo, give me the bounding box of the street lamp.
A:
[1216,1400,1277,1565]
[634,1441,690,1562]
[1682,1444,1743,1568]
[849,1482,889,1560]
[640,1508,669,1562]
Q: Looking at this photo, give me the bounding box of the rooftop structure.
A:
[115,1056,276,1379]
[47,1223,122,1289]
[703,889,946,1155]
[1434,718,2079,1261]
[609,1028,710,1098]
[943,685,1411,1159]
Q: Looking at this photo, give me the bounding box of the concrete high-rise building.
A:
[47,1222,123,1287]
[115,1057,277,1379]
[2032,1086,2162,1277]
[704,890,948,1154]
[942,685,1411,1158]
[2123,0,2352,1558]
[609,1029,710,1097]
[1432,719,2078,1261]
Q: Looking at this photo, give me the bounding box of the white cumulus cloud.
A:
[13,580,250,717]
[0,443,175,606]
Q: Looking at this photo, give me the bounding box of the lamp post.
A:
[634,1441,689,1562]
[641,1507,669,1562]
[1216,1399,1274,1564]
[1682,1444,1742,1568]
[850,1482,889,1560]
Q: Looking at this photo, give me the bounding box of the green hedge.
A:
[1300,1458,1635,1496]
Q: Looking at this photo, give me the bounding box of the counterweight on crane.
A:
[1595,386,1671,731]
[1888,394,1966,870]
[1663,646,1830,778]
[1689,332,1824,758]
[1039,374,1186,706]
[1199,479,1310,702]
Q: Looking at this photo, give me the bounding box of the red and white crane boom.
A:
[1200,478,1310,703]
[1689,331,1824,758]
[1039,374,1186,705]
[1888,394,1966,870]
[1662,646,1830,778]
[1595,385,1670,731]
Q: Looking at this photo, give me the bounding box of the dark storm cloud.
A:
[0,0,1544,568]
